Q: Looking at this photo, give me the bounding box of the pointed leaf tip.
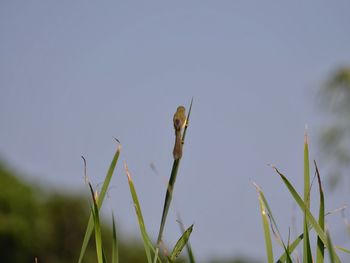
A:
[124,162,132,181]
[304,129,309,145]
[252,181,263,194]
[169,224,194,261]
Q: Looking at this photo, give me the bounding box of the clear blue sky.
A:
[1,1,350,261]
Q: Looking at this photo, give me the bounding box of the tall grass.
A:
[255,134,349,262]
[78,142,121,263]
[78,101,194,263]
[76,106,349,263]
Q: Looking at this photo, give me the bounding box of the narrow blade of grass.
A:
[78,144,121,263]
[168,224,194,262]
[156,159,180,246]
[176,214,196,263]
[181,98,193,143]
[303,134,312,263]
[277,233,304,262]
[275,167,326,242]
[102,249,107,263]
[327,230,336,263]
[258,193,274,263]
[156,99,193,247]
[125,163,153,263]
[315,161,325,263]
[335,246,350,254]
[112,214,119,263]
[255,184,292,262]
[88,183,104,263]
[273,167,342,263]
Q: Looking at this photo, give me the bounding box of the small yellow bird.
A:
[173,106,186,160]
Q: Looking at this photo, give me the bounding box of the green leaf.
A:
[258,193,274,263]
[303,136,312,263]
[315,161,325,263]
[181,98,193,144]
[257,186,292,262]
[169,224,194,262]
[156,159,179,246]
[125,163,153,263]
[102,248,107,263]
[112,214,119,263]
[88,183,104,263]
[273,167,342,263]
[335,246,350,254]
[277,233,304,263]
[78,144,121,263]
[327,231,336,263]
[177,215,196,263]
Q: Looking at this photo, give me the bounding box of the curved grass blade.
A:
[253,182,292,262]
[88,183,104,263]
[275,167,326,242]
[277,233,304,263]
[335,246,350,254]
[273,167,341,263]
[156,99,193,252]
[169,224,194,262]
[303,135,312,263]
[258,193,274,263]
[78,143,121,263]
[258,189,292,263]
[176,214,196,263]
[315,161,325,263]
[112,214,119,263]
[125,163,153,263]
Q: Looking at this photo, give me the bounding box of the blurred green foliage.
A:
[319,67,350,189]
[0,161,147,263]
[209,257,261,263]
[0,162,39,262]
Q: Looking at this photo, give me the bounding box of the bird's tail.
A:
[173,130,183,160]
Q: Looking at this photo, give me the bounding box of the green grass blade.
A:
[169,224,194,262]
[273,167,342,263]
[78,144,121,263]
[258,193,274,263]
[185,240,196,263]
[97,142,121,207]
[303,135,312,263]
[327,231,336,263]
[88,183,104,263]
[125,163,153,263]
[181,98,193,143]
[335,246,350,254]
[274,167,326,241]
[255,184,292,262]
[112,214,119,263]
[156,159,179,246]
[277,233,304,262]
[102,249,107,263]
[315,161,325,263]
[259,191,281,240]
[156,99,193,247]
[176,215,196,263]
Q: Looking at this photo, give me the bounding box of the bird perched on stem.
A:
[173,106,186,160]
